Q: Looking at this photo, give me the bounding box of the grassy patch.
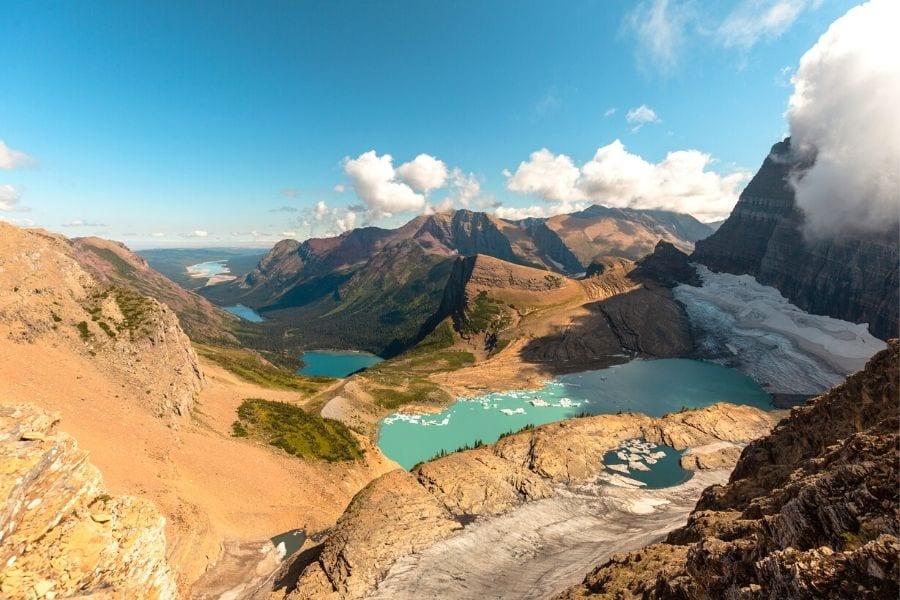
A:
[75,321,91,341]
[233,398,362,462]
[369,380,452,410]
[195,343,333,394]
[462,291,511,335]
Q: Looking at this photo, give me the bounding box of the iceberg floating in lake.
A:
[530,398,550,407]
[499,407,526,416]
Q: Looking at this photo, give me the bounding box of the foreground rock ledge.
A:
[286,402,778,600]
[0,404,177,600]
[558,339,900,599]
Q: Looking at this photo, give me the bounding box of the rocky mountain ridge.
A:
[559,339,899,599]
[0,223,204,419]
[692,138,899,340]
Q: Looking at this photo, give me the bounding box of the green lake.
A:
[377,358,772,470]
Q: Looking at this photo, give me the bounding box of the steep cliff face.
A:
[559,340,899,600]
[287,404,778,600]
[0,404,177,599]
[0,223,204,419]
[692,139,899,340]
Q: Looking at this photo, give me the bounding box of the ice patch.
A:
[675,266,886,394]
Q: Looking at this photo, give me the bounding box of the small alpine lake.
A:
[223,304,265,322]
[377,358,772,471]
[298,350,384,378]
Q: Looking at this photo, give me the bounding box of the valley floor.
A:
[366,469,729,600]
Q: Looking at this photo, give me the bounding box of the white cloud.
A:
[623,0,693,74]
[787,0,900,238]
[0,184,25,211]
[504,140,750,221]
[603,107,617,117]
[314,200,328,220]
[344,150,425,215]
[0,216,35,227]
[626,105,661,131]
[717,0,815,50]
[505,149,584,203]
[334,210,357,233]
[186,230,208,238]
[150,232,165,237]
[334,184,346,193]
[396,153,449,193]
[0,140,36,170]
[495,203,587,220]
[281,231,297,238]
[447,169,481,208]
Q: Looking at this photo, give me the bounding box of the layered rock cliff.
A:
[286,403,778,600]
[0,404,177,599]
[692,139,899,340]
[559,340,899,599]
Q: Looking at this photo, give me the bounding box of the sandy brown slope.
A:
[0,223,397,596]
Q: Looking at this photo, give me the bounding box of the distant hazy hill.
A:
[138,247,267,291]
[200,206,711,355]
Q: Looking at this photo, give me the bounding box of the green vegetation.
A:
[498,422,535,440]
[97,321,116,338]
[75,321,91,341]
[462,291,511,334]
[111,287,154,333]
[50,312,62,323]
[369,380,451,410]
[195,343,333,394]
[233,398,362,462]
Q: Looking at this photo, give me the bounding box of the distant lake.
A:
[298,350,383,378]
[378,358,772,470]
[224,304,264,322]
[187,260,229,278]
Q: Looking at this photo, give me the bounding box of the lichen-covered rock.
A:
[558,340,900,600]
[0,404,177,599]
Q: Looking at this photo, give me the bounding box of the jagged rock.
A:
[693,139,899,340]
[558,340,899,600]
[0,404,177,599]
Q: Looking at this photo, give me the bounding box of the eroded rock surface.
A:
[559,340,899,599]
[286,403,778,599]
[0,404,177,599]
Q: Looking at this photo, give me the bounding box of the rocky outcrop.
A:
[0,223,204,419]
[287,403,778,599]
[629,241,700,288]
[0,404,177,599]
[693,139,899,340]
[559,340,899,600]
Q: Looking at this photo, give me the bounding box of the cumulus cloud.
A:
[603,107,617,118]
[396,153,449,193]
[344,151,425,215]
[0,140,36,170]
[626,105,661,131]
[495,203,587,221]
[787,0,900,238]
[280,231,297,238]
[504,140,750,221]
[333,184,346,193]
[0,184,26,211]
[185,230,208,238]
[717,0,816,50]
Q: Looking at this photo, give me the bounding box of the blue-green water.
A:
[601,439,692,489]
[298,350,383,378]
[378,359,772,470]
[187,260,229,278]
[224,304,264,322]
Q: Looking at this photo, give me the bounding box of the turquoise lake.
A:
[224,304,264,322]
[298,350,383,378]
[187,260,229,278]
[601,439,692,489]
[377,358,772,470]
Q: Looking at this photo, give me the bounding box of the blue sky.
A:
[0,0,861,247]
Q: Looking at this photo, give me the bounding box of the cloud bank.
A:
[787,0,900,238]
[504,140,750,221]
[0,184,25,211]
